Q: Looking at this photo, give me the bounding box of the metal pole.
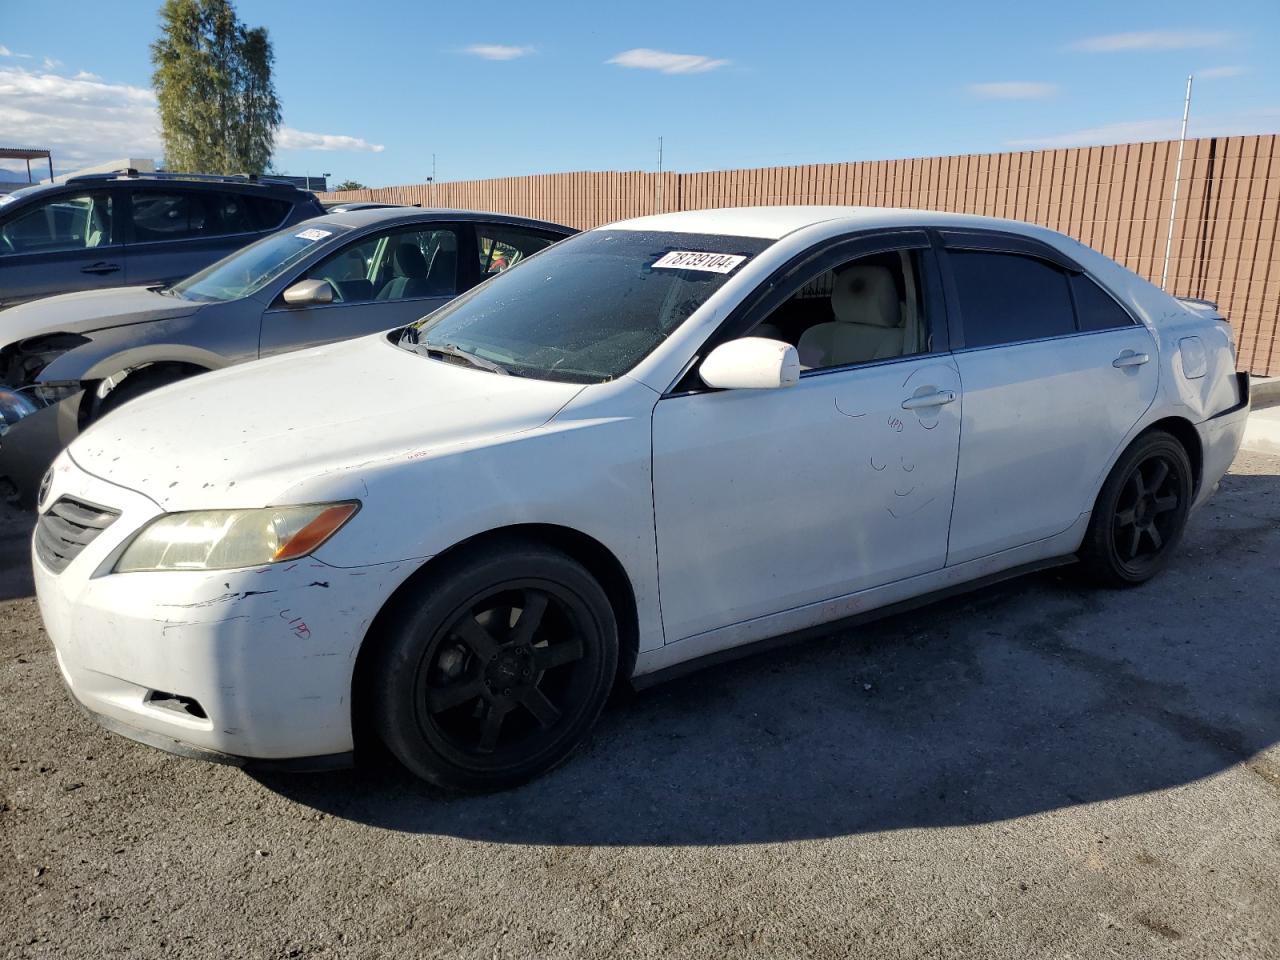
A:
[657,136,664,213]
[1161,74,1193,290]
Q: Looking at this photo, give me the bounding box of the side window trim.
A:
[666,229,937,395]
[936,228,1084,273]
[934,231,1139,352]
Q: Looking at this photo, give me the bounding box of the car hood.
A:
[1,286,199,343]
[68,334,585,511]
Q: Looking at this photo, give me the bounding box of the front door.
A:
[0,189,124,307]
[258,223,469,357]
[652,238,962,643]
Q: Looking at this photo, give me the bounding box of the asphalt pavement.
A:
[3,452,1279,959]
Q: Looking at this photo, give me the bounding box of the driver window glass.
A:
[748,249,931,372]
[303,227,460,304]
[0,192,113,254]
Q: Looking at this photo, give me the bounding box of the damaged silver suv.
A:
[0,205,573,503]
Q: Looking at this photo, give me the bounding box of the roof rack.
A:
[64,169,300,188]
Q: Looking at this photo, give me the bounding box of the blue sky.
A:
[3,0,1279,187]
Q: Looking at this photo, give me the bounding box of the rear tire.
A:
[1078,430,1193,587]
[370,540,618,792]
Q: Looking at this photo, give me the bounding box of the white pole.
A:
[657,136,664,213]
[1161,74,1193,290]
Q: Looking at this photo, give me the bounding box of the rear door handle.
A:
[81,262,121,275]
[1112,352,1150,368]
[901,389,957,410]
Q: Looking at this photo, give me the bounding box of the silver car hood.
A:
[0,286,199,344]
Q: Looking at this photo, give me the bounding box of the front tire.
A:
[371,540,618,792]
[1078,430,1193,587]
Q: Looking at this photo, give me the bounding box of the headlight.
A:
[115,502,359,573]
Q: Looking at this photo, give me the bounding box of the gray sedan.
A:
[0,206,574,503]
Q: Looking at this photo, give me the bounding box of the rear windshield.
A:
[171,223,350,302]
[401,229,771,383]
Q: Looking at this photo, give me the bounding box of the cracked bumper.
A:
[35,456,415,761]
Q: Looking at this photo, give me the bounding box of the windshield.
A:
[171,224,350,302]
[401,230,771,383]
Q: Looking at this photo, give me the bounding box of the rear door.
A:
[0,188,125,306]
[941,232,1159,565]
[257,222,472,357]
[122,186,270,288]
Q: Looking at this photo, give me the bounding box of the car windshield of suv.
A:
[170,224,351,302]
[400,230,771,383]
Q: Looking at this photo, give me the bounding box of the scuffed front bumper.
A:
[1193,372,1251,511]
[35,455,418,763]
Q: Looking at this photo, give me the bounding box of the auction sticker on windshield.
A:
[295,228,332,241]
[652,251,747,274]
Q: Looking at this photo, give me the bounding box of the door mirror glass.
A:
[282,278,335,306]
[699,337,800,390]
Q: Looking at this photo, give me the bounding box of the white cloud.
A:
[968,81,1057,100]
[0,65,161,167]
[1005,109,1280,148]
[1070,29,1233,53]
[42,56,61,69]
[463,43,533,61]
[1198,65,1247,79]
[607,48,729,75]
[0,64,384,173]
[0,45,10,56]
[276,127,384,153]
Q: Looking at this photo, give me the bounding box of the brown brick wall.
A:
[324,135,1280,376]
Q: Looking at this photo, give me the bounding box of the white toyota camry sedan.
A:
[34,206,1249,791]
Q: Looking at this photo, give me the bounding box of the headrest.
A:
[831,265,900,328]
[395,242,428,278]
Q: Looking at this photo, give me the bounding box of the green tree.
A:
[150,0,281,175]
[334,179,368,191]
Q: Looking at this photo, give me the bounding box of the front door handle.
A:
[1112,351,1150,368]
[901,389,957,410]
[81,262,121,275]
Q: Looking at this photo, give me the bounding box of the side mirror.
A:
[282,278,334,306]
[699,337,800,390]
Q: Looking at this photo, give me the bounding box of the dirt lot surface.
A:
[3,452,1279,959]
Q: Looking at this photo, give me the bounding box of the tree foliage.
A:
[334,179,368,191]
[151,0,281,175]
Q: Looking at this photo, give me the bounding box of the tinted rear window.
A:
[1072,274,1134,332]
[950,251,1076,348]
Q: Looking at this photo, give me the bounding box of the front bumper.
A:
[0,389,84,506]
[35,456,417,763]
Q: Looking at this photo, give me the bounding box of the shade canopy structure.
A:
[0,147,54,184]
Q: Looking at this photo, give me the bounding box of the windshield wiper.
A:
[415,339,510,376]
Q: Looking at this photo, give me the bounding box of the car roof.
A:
[306,205,576,234]
[606,205,1057,241]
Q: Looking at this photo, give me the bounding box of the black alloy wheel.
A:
[371,541,618,791]
[1079,429,1193,586]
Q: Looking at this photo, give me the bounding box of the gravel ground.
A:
[3,452,1279,959]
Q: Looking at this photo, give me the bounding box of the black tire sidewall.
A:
[371,542,618,792]
[1083,431,1193,586]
